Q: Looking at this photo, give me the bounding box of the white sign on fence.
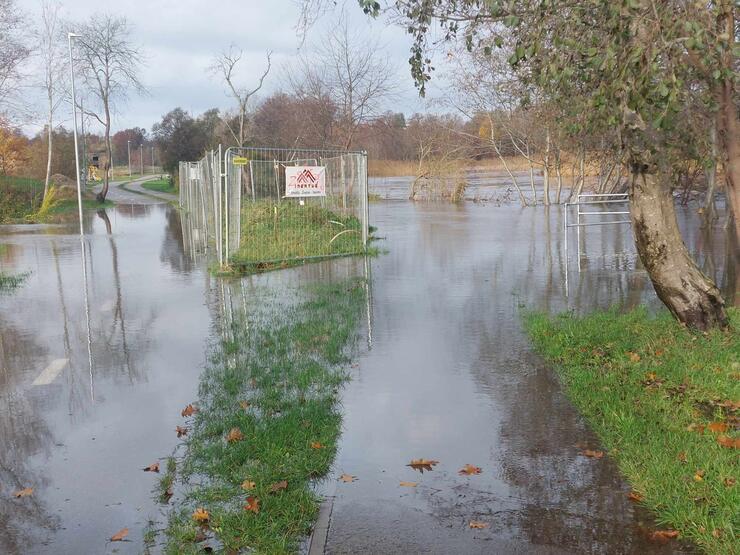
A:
[285,166,326,197]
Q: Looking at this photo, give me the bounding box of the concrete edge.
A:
[308,494,335,555]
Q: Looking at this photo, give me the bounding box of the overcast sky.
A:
[20,0,445,136]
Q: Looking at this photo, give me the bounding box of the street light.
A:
[140,143,143,176]
[127,139,132,177]
[68,32,83,236]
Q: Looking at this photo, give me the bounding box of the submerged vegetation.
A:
[164,278,366,553]
[228,200,366,275]
[0,271,28,292]
[525,308,739,555]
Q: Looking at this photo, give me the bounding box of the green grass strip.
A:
[229,200,365,274]
[142,178,177,194]
[165,277,367,554]
[524,307,739,554]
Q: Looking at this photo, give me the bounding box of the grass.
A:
[164,277,367,554]
[228,200,366,275]
[142,177,176,194]
[0,271,28,292]
[524,307,739,555]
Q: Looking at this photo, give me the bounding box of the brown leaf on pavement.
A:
[176,426,188,438]
[458,464,482,476]
[142,462,160,473]
[244,496,260,513]
[407,459,439,473]
[649,530,679,543]
[469,521,489,529]
[181,404,198,417]
[339,474,357,483]
[13,487,33,498]
[110,528,129,542]
[581,449,604,459]
[268,480,288,494]
[399,481,418,487]
[628,491,643,502]
[226,428,244,443]
[192,507,209,523]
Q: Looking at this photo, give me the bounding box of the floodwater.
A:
[0,181,735,554]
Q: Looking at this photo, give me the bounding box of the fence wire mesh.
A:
[179,146,369,270]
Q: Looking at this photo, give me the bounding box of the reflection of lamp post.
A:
[127,140,132,176]
[68,32,83,236]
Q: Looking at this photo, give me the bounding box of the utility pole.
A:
[127,139,131,176]
[80,97,87,188]
[151,145,155,174]
[67,32,83,237]
[140,143,143,175]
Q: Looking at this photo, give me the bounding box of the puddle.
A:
[0,193,733,554]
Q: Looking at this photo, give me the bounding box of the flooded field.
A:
[0,189,733,553]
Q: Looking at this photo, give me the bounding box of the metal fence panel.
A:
[180,146,369,271]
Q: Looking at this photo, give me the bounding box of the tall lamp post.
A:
[140,143,143,176]
[68,32,84,237]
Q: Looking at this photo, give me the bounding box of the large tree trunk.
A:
[717,78,739,242]
[97,107,111,202]
[630,168,728,330]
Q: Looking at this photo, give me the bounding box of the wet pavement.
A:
[0,183,735,554]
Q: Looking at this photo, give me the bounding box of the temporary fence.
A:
[179,146,369,270]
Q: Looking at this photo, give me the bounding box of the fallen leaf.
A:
[244,496,260,513]
[192,507,209,523]
[407,459,439,473]
[458,464,482,476]
[654,349,665,356]
[717,435,740,449]
[226,428,244,443]
[581,449,604,459]
[239,400,250,410]
[645,371,656,381]
[723,477,735,487]
[241,480,256,491]
[650,530,679,543]
[707,422,728,434]
[110,528,129,542]
[339,474,357,483]
[176,426,188,438]
[628,352,641,363]
[181,404,198,417]
[310,441,324,449]
[142,462,160,473]
[268,480,288,493]
[469,521,489,529]
[399,481,418,487]
[686,423,705,434]
[694,470,705,482]
[163,485,174,499]
[628,491,643,502]
[677,451,687,463]
[13,487,33,498]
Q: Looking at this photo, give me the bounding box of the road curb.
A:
[308,495,335,555]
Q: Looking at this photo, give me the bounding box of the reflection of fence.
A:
[179,146,369,270]
[563,193,631,295]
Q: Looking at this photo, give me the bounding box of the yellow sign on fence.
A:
[233,157,249,166]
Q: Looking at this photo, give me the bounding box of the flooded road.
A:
[0,185,734,553]
[0,202,213,554]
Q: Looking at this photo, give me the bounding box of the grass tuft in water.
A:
[524,307,739,555]
[164,277,367,554]
[0,271,29,292]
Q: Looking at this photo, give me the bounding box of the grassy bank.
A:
[164,278,366,553]
[229,200,365,275]
[142,177,176,194]
[524,308,739,555]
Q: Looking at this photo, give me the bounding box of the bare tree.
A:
[74,14,144,201]
[210,47,271,148]
[37,0,66,197]
[290,17,396,149]
[0,0,30,121]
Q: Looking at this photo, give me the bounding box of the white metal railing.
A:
[563,193,631,295]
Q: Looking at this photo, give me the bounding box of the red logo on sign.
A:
[295,169,317,186]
